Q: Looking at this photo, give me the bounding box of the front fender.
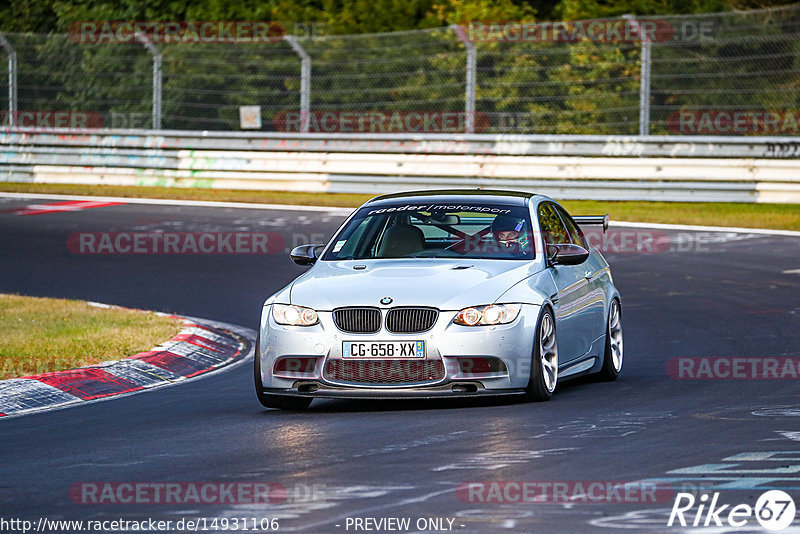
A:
[494,269,555,307]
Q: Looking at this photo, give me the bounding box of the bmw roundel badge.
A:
[380,297,393,305]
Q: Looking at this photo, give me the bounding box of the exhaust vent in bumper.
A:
[325,360,444,385]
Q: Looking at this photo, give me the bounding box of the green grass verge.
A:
[1,182,799,231]
[557,199,800,231]
[0,294,184,380]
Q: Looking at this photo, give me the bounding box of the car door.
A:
[537,202,594,362]
[555,205,607,343]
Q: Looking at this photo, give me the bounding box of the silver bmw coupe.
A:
[255,190,622,409]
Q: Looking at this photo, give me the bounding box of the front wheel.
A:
[254,338,313,410]
[525,307,558,402]
[598,299,623,381]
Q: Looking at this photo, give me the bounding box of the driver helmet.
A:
[491,215,530,253]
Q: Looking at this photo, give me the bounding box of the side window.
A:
[556,206,588,248]
[538,203,571,245]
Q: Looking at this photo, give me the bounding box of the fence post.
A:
[450,24,476,134]
[284,35,311,133]
[135,32,162,130]
[623,15,651,136]
[0,32,17,126]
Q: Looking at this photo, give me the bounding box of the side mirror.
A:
[547,243,590,266]
[290,244,324,266]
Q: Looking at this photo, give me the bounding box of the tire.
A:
[525,306,558,402]
[598,299,623,381]
[254,338,313,410]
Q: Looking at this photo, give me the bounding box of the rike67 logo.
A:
[668,490,796,531]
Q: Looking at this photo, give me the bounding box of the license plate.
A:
[342,341,425,359]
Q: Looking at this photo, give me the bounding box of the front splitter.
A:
[262,382,526,400]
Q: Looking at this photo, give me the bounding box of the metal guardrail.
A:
[2,129,800,203]
[3,129,800,157]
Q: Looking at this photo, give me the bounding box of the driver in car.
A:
[491,215,531,255]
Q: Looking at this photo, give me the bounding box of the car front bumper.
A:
[257,304,540,397]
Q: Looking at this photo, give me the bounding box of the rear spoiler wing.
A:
[573,214,610,232]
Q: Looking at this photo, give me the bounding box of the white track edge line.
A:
[611,220,800,236]
[0,191,355,214]
[1,191,798,236]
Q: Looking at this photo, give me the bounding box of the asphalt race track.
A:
[1,195,800,533]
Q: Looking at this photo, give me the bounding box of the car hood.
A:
[289,259,542,310]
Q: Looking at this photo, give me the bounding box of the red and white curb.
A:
[0,314,254,419]
[10,199,125,216]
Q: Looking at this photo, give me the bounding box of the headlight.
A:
[454,304,521,326]
[272,304,319,326]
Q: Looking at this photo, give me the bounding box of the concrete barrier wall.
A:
[2,129,799,202]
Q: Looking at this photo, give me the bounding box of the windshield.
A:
[322,202,535,261]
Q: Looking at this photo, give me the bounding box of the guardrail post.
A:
[284,35,311,133]
[623,15,651,136]
[451,24,477,134]
[0,32,17,127]
[135,32,162,130]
